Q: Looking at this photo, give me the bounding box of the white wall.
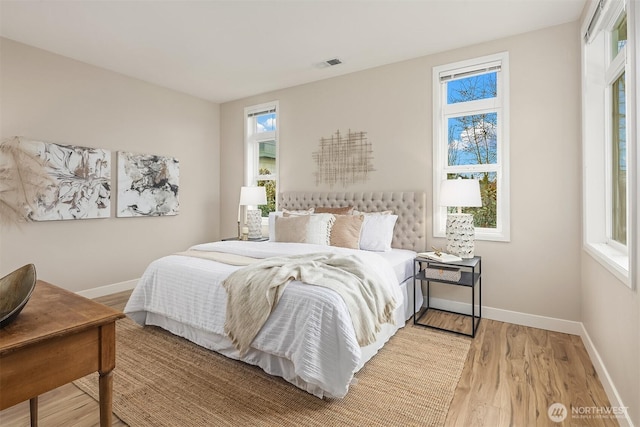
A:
[0,38,221,292]
[220,22,583,323]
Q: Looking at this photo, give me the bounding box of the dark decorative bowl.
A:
[0,264,37,328]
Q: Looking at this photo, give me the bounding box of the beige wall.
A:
[581,257,639,424]
[221,22,583,322]
[0,38,220,292]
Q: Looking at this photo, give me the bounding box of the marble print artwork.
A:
[117,151,179,217]
[0,137,111,221]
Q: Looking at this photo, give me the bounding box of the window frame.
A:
[244,101,279,218]
[432,52,511,242]
[582,0,636,288]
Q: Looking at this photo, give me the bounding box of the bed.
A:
[124,191,426,398]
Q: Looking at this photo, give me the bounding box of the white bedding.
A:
[124,241,419,398]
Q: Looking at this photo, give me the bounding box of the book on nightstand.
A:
[417,251,463,263]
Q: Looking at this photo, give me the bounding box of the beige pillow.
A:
[315,206,354,215]
[330,214,364,249]
[274,215,310,243]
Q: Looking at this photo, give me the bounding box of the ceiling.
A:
[0,0,586,104]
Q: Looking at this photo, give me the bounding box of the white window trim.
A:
[581,0,636,289]
[432,52,511,242]
[244,101,279,219]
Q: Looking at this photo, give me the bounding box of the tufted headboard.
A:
[278,191,426,252]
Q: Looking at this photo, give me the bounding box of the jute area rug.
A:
[74,317,470,427]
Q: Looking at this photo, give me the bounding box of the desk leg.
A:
[99,322,117,427]
[29,396,38,427]
[99,371,113,426]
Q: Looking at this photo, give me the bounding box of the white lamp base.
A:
[446,213,475,258]
[246,209,262,239]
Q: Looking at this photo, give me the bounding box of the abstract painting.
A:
[117,151,179,217]
[0,136,111,222]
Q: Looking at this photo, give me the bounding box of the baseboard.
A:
[426,297,632,426]
[579,325,634,427]
[428,297,583,335]
[76,278,139,299]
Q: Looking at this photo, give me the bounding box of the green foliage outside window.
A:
[257,168,276,217]
[447,172,497,228]
[470,175,497,228]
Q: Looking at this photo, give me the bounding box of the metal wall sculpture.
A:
[312,130,374,188]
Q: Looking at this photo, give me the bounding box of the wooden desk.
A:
[0,280,125,426]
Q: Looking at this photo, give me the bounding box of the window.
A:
[611,71,626,246]
[245,101,278,217]
[433,52,510,241]
[582,0,635,286]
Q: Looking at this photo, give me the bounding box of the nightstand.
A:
[413,256,481,338]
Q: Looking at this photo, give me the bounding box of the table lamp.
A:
[440,178,482,258]
[238,186,267,239]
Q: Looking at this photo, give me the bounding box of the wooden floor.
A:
[0,290,617,427]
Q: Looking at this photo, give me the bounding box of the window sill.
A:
[584,242,631,288]
[433,229,510,242]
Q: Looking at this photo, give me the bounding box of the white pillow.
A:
[359,214,398,252]
[305,213,335,245]
[268,211,283,241]
[352,209,393,215]
[283,208,314,215]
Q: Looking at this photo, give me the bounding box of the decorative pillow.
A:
[352,209,393,215]
[268,211,284,241]
[274,215,310,243]
[330,214,364,249]
[359,214,398,252]
[282,208,314,216]
[270,212,334,245]
[305,213,336,245]
[315,206,354,215]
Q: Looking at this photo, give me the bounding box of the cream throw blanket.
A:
[222,252,397,356]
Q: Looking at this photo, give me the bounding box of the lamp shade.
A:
[239,186,267,206]
[440,179,482,207]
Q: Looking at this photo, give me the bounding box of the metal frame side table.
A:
[413,255,481,338]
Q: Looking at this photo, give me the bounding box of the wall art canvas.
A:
[117,151,179,217]
[0,136,110,222]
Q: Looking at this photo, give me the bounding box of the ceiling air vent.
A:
[314,58,343,69]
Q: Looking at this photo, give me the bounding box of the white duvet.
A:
[124,240,406,398]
